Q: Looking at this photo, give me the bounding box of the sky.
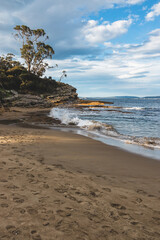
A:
[0,0,160,97]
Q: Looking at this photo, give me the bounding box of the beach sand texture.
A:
[0,122,160,240]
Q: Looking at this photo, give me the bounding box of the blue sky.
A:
[0,0,160,97]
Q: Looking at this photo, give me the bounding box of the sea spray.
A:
[49,108,118,135]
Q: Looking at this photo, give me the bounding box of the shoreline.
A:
[0,106,160,160]
[51,126,160,161]
[49,106,160,159]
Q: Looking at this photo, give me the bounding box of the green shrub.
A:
[1,75,21,90]
[6,66,26,76]
[0,61,59,94]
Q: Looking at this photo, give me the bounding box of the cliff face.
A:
[1,82,78,108]
[47,82,78,104]
[0,66,78,108]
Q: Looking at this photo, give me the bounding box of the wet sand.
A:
[0,108,160,239]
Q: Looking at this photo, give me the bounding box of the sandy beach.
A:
[0,108,160,240]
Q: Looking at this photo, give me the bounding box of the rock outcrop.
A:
[11,94,52,108]
[1,82,78,108]
[47,82,78,104]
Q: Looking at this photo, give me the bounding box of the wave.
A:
[125,138,160,149]
[49,107,160,150]
[122,107,144,110]
[49,108,118,137]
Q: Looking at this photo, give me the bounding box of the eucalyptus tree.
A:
[14,25,55,76]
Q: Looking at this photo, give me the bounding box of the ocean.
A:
[49,97,160,160]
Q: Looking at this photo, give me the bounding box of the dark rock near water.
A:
[1,82,78,108]
[47,83,78,104]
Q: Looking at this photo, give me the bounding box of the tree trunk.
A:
[28,62,31,72]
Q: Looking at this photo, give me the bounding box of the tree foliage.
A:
[14,25,55,76]
[0,53,21,74]
[0,53,60,94]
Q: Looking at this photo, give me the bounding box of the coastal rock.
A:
[47,82,78,104]
[1,82,78,108]
[12,94,52,108]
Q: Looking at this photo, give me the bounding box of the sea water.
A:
[49,97,160,160]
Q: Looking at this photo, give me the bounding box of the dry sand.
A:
[0,108,160,240]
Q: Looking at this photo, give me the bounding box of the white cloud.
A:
[45,26,160,95]
[46,49,160,97]
[145,2,160,21]
[0,11,14,25]
[0,0,145,58]
[0,32,18,54]
[82,19,132,44]
[104,29,160,59]
[128,28,160,56]
[127,0,145,4]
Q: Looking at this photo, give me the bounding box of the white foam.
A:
[49,108,94,127]
[49,108,118,136]
[123,107,144,110]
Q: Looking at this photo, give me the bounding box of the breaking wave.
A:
[49,107,160,150]
[122,107,144,110]
[49,108,118,137]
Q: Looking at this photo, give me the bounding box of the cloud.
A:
[0,0,144,59]
[82,19,132,44]
[128,29,160,57]
[104,29,160,59]
[145,2,160,21]
[127,0,145,4]
[46,49,160,97]
[45,26,160,96]
[0,0,33,11]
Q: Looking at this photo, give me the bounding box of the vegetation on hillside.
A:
[0,53,59,95]
[0,25,68,102]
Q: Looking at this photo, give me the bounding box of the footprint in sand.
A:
[43,222,50,226]
[130,221,139,225]
[56,209,72,217]
[118,212,132,220]
[52,164,65,170]
[136,189,147,195]
[135,198,143,203]
[109,229,118,235]
[26,206,38,215]
[54,187,68,194]
[53,199,65,205]
[32,234,42,240]
[119,195,127,199]
[0,179,8,183]
[13,197,25,203]
[31,230,37,234]
[19,208,26,214]
[6,184,19,190]
[1,203,9,208]
[43,183,49,189]
[31,190,40,196]
[110,203,126,210]
[109,211,120,221]
[152,217,160,224]
[102,187,111,192]
[12,193,26,204]
[148,194,155,198]
[0,194,7,200]
[45,167,54,172]
[55,219,79,232]
[6,225,21,236]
